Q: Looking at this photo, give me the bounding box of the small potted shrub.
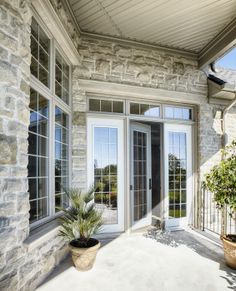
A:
[58,187,103,271]
[204,140,236,269]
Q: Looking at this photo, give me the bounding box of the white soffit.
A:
[67,0,236,54]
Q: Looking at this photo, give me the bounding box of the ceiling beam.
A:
[198,17,236,69]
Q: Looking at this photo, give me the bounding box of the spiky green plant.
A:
[58,187,103,244]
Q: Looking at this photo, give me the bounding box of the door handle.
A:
[149,178,152,190]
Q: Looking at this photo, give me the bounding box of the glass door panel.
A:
[133,131,147,221]
[93,127,118,225]
[131,122,151,230]
[87,118,124,233]
[168,132,187,218]
[164,124,192,230]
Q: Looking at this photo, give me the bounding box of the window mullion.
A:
[49,100,55,216]
[50,39,56,216]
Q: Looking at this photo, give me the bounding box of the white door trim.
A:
[164,123,193,230]
[130,122,152,230]
[87,117,125,233]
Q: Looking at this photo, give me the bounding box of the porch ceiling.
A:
[67,0,236,55]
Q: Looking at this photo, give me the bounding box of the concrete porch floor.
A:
[37,228,236,291]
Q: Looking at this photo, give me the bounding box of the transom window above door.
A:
[89,98,124,114]
[130,102,160,117]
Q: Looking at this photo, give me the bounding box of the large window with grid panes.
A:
[29,16,71,227]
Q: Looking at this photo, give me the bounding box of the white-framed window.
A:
[88,98,124,114]
[129,102,160,117]
[28,16,71,227]
[164,106,192,120]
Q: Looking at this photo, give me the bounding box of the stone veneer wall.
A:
[74,37,236,227]
[74,37,224,181]
[1,1,236,290]
[0,1,69,290]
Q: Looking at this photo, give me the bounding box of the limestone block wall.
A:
[72,66,87,191]
[77,37,207,95]
[0,1,68,290]
[1,0,236,290]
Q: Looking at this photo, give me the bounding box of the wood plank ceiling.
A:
[67,0,236,54]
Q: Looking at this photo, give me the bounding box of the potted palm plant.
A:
[58,187,103,271]
[204,140,236,269]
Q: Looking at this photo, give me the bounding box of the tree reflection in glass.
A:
[168,132,187,218]
[93,127,118,224]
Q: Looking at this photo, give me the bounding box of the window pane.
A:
[39,28,49,53]
[130,103,139,114]
[55,81,62,99]
[55,107,68,128]
[183,108,192,120]
[63,89,69,104]
[31,36,38,59]
[168,132,187,218]
[113,101,123,113]
[140,104,149,115]
[101,100,112,112]
[63,76,69,92]
[94,127,118,224]
[147,106,160,117]
[39,65,49,87]
[28,88,49,224]
[29,88,37,111]
[89,99,100,111]
[174,108,182,119]
[30,57,38,79]
[165,106,192,120]
[56,65,62,83]
[29,178,37,200]
[28,155,37,177]
[54,107,69,211]
[165,107,174,118]
[30,18,50,88]
[39,46,49,71]
[38,198,48,220]
[30,200,37,223]
[55,50,70,105]
[31,17,38,39]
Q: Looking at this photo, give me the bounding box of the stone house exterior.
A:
[1,0,236,290]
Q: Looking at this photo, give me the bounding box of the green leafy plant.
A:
[204,140,236,220]
[58,187,103,245]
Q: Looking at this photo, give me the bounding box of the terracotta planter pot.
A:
[69,239,100,271]
[222,235,236,269]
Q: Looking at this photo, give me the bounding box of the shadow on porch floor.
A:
[37,228,236,291]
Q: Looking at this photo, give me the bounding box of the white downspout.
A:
[222,93,236,148]
[220,93,236,235]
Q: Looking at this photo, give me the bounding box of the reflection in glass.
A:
[89,99,100,111]
[89,99,124,114]
[133,131,147,221]
[140,104,149,115]
[113,101,123,113]
[30,17,50,88]
[55,50,69,104]
[94,127,118,224]
[168,132,187,218]
[101,100,112,112]
[54,107,69,211]
[165,106,192,120]
[28,88,49,222]
[130,103,139,114]
[130,103,160,117]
